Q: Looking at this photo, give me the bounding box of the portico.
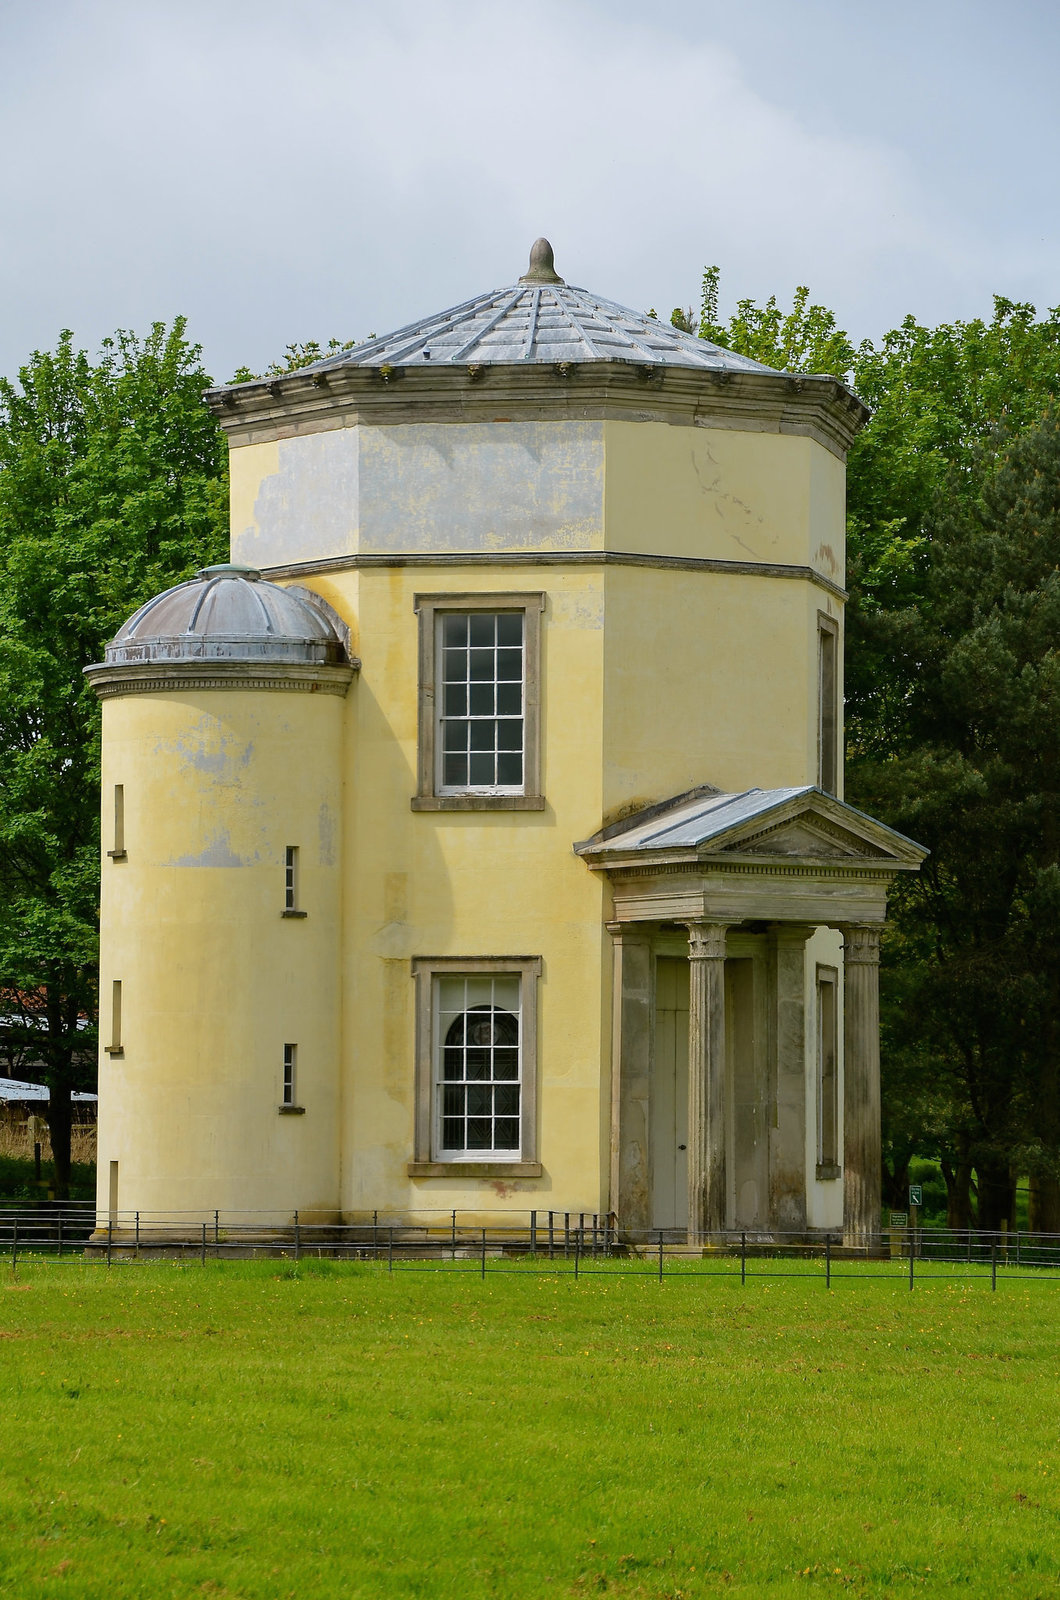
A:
[578,785,926,1245]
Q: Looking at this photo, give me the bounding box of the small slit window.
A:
[105,980,123,1057]
[107,785,126,860]
[283,1043,296,1107]
[282,847,306,917]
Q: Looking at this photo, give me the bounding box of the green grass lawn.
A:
[0,1260,1058,1599]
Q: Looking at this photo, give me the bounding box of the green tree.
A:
[853,413,1060,1230]
[672,268,1060,1226]
[689,265,856,379]
[229,337,357,385]
[0,320,227,1195]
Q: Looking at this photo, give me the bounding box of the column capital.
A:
[605,921,650,943]
[683,920,729,961]
[842,924,882,965]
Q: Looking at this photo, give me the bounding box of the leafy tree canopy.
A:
[0,320,227,1192]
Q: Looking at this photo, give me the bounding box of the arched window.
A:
[440,1002,521,1154]
[412,959,540,1172]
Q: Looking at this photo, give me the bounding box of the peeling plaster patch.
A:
[815,543,839,577]
[551,589,604,629]
[157,718,255,785]
[236,430,360,567]
[318,802,336,867]
[360,421,604,553]
[169,830,245,868]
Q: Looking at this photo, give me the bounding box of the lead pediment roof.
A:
[575,785,927,871]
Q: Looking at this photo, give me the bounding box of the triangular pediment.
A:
[575,784,927,872]
[734,814,882,861]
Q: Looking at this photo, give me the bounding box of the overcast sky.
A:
[2,0,1058,383]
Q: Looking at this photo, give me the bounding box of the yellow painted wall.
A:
[601,567,843,812]
[303,565,613,1220]
[96,689,345,1226]
[230,418,846,579]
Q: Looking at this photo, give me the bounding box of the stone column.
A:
[841,924,882,1248]
[684,921,729,1243]
[606,923,653,1236]
[767,925,814,1233]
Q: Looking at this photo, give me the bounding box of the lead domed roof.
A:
[103,565,349,666]
[288,239,782,377]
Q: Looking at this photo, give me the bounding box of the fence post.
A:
[388,1226,394,1273]
[481,1227,487,1279]
[294,1210,301,1263]
[530,1209,537,1257]
[574,1227,581,1280]
[825,1233,831,1290]
[106,1217,112,1268]
[11,1217,17,1268]
[373,1210,379,1260]
[201,1221,207,1267]
[741,1231,746,1286]
[657,1229,664,1283]
[214,1209,219,1245]
[548,1211,554,1260]
[564,1212,570,1259]
[134,1211,140,1258]
[592,1214,598,1260]
[908,1232,914,1291]
[57,1211,63,1259]
[1016,1229,1021,1268]
[451,1210,457,1260]
[991,1234,998,1291]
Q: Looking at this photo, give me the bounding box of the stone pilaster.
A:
[841,924,882,1247]
[606,923,653,1235]
[767,925,814,1232]
[684,921,729,1243]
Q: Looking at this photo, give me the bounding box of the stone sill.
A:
[408,1161,542,1179]
[104,1046,124,1058]
[411,794,546,813]
[281,909,308,919]
[278,1105,306,1116]
[106,850,127,861]
[816,1162,842,1181]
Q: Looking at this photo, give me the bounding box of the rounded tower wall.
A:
[90,567,355,1229]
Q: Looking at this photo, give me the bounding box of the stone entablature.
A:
[207,362,867,461]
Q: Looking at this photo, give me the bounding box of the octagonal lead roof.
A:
[292,239,782,377]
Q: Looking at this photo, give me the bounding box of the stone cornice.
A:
[262,547,847,603]
[85,659,358,700]
[206,362,869,461]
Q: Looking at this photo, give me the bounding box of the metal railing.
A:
[4,1208,1060,1288]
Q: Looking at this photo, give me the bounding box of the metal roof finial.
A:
[520,238,564,285]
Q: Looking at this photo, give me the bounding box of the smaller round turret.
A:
[105,564,349,667]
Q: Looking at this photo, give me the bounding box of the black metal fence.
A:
[3,1206,1060,1288]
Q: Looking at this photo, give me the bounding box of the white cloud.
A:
[0,0,1049,380]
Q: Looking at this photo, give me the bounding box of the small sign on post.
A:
[909,1185,923,1208]
[889,1211,908,1228]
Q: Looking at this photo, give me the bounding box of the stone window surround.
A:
[408,955,543,1178]
[411,592,545,812]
